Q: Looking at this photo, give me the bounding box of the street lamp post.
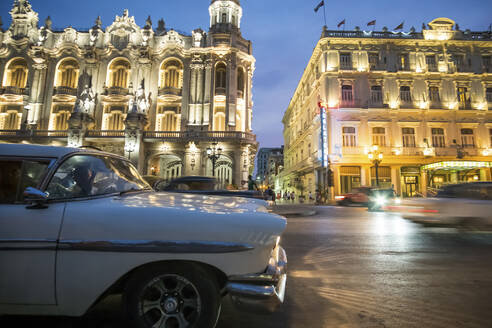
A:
[367,145,383,187]
[206,141,222,177]
[124,142,135,160]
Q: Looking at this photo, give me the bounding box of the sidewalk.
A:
[271,204,317,217]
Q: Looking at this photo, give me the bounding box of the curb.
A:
[274,210,317,217]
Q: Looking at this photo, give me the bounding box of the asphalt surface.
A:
[2,206,492,327]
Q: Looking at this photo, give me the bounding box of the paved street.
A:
[2,206,492,327]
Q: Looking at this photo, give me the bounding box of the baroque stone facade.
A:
[281,18,492,198]
[0,0,257,188]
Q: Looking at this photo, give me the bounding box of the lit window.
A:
[372,127,386,146]
[460,128,475,148]
[340,53,352,70]
[342,126,357,147]
[431,128,445,148]
[402,128,416,148]
[400,86,412,103]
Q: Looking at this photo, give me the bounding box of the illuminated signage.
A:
[318,103,329,168]
[422,161,492,171]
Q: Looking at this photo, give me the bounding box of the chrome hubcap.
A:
[139,274,201,328]
[162,296,179,313]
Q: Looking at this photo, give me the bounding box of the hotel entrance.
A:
[401,166,420,197]
[422,161,492,192]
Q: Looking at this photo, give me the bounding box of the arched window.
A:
[214,112,225,131]
[55,58,79,89]
[107,112,124,130]
[237,68,245,98]
[215,63,227,93]
[3,58,28,88]
[108,59,131,89]
[161,112,178,131]
[159,59,183,89]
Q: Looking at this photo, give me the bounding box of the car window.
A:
[0,161,22,204]
[46,155,150,200]
[0,159,50,204]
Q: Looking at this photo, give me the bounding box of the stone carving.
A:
[162,30,184,47]
[89,17,102,47]
[75,84,97,116]
[37,26,48,46]
[107,9,142,50]
[129,80,151,114]
[64,27,77,43]
[192,29,204,48]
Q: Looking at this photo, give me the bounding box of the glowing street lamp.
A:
[368,145,383,186]
[206,141,222,177]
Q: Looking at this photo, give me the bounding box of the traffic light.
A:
[327,169,334,187]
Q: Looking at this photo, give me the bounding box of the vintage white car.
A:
[0,144,287,328]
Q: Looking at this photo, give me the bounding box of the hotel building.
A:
[281,18,492,198]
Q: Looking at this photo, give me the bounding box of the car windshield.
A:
[46,154,151,200]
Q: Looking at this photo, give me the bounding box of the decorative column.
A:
[124,81,150,171]
[25,61,48,129]
[246,67,253,131]
[183,142,201,176]
[203,59,213,126]
[233,148,242,188]
[227,56,237,128]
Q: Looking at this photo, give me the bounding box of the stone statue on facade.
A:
[129,80,151,114]
[79,85,97,115]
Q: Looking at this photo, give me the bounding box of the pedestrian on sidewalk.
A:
[291,191,295,202]
[247,175,257,191]
[308,191,313,203]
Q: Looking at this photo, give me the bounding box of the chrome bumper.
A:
[225,246,287,314]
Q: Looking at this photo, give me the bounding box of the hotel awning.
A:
[421,161,492,171]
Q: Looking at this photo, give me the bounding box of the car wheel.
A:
[124,263,221,328]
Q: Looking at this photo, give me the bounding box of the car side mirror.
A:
[24,187,49,209]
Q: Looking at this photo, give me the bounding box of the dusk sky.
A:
[1,0,491,148]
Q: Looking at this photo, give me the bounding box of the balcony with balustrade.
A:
[143,130,257,144]
[0,86,29,96]
[158,86,182,99]
[53,86,78,97]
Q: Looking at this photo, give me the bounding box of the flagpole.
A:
[322,1,327,27]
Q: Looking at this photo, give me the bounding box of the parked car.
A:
[151,176,265,202]
[0,144,287,328]
[387,182,492,229]
[336,187,372,206]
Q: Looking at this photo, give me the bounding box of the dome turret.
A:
[209,0,242,31]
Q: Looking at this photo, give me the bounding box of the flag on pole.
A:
[314,1,324,12]
[394,22,404,30]
[367,20,376,26]
[337,19,346,28]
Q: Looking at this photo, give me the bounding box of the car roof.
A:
[0,143,107,159]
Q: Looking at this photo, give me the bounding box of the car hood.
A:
[119,190,268,214]
[61,191,287,249]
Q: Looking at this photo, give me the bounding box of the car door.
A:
[0,157,65,305]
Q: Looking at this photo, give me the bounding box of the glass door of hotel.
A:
[403,176,419,197]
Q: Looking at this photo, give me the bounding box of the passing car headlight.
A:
[376,196,387,206]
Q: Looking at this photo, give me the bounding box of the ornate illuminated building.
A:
[281,18,492,198]
[0,0,257,187]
